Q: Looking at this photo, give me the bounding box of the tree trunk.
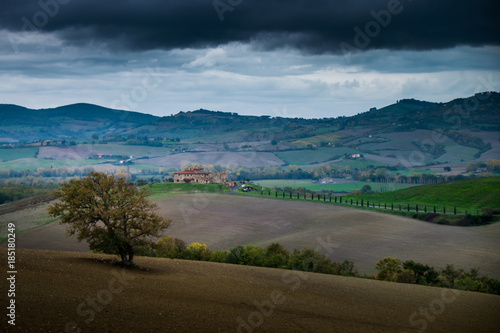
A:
[120,249,134,266]
[128,250,134,266]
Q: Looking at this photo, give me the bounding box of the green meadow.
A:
[252,179,416,193]
[147,182,231,199]
[345,177,500,210]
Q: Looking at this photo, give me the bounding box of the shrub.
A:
[156,236,186,258]
[240,246,266,266]
[397,269,417,284]
[263,243,290,268]
[226,245,245,264]
[375,257,402,282]
[411,213,440,222]
[288,248,336,274]
[360,184,372,193]
[481,278,500,295]
[135,244,156,257]
[181,242,211,261]
[403,260,439,285]
[453,277,489,293]
[334,260,358,277]
[439,264,464,288]
[481,206,494,219]
[209,250,229,263]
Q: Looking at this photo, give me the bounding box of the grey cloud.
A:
[1,0,499,54]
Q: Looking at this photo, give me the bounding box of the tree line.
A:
[0,183,57,204]
[375,257,499,295]
[230,164,490,185]
[138,237,500,296]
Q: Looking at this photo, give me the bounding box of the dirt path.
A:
[1,249,499,333]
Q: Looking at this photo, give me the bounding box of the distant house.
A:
[173,166,228,184]
[350,153,361,159]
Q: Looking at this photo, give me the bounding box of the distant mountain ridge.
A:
[0,103,157,126]
[0,92,499,142]
[0,103,158,141]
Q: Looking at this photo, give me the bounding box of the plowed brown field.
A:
[4,194,500,278]
[1,249,499,333]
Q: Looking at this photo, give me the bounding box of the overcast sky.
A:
[1,0,499,118]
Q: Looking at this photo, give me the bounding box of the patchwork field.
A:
[6,193,500,279]
[182,129,259,143]
[78,143,172,157]
[437,145,480,163]
[461,130,500,162]
[139,151,285,168]
[276,147,357,165]
[350,129,495,166]
[37,146,106,160]
[291,132,343,148]
[0,157,108,171]
[252,179,416,192]
[0,147,38,161]
[2,249,499,332]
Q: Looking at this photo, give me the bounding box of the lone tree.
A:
[48,172,171,266]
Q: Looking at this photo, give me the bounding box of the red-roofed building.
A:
[173,166,228,184]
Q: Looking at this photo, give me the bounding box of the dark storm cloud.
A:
[1,0,499,53]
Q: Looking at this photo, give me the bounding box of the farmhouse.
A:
[173,166,228,184]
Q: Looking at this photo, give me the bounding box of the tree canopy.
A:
[48,172,170,265]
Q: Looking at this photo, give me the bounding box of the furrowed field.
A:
[5,186,500,279]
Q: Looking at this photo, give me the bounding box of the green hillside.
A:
[147,182,230,199]
[2,92,499,144]
[346,177,500,210]
[0,103,158,141]
[0,103,157,127]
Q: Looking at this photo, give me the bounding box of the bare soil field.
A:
[0,194,54,217]
[8,194,500,279]
[360,153,405,166]
[460,130,500,162]
[1,249,498,333]
[37,146,107,160]
[138,151,285,168]
[156,194,500,278]
[1,202,55,235]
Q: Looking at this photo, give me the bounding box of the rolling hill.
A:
[0,103,158,141]
[1,249,499,333]
[1,92,499,143]
[0,92,499,173]
[5,192,500,278]
[346,177,500,210]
